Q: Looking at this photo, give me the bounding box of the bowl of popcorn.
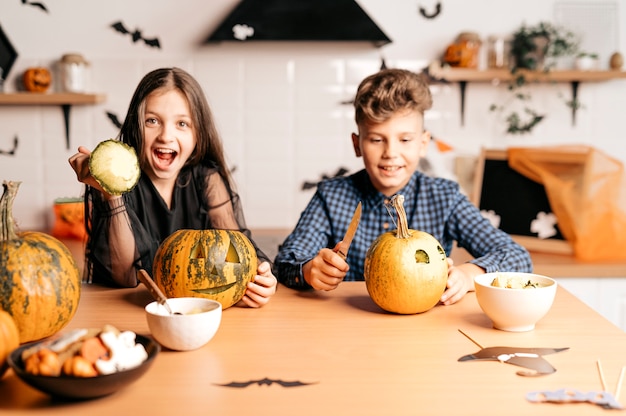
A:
[145,297,222,351]
[474,272,557,332]
[7,325,159,399]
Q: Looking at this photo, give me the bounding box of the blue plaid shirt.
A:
[273,169,532,289]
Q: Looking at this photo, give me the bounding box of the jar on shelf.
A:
[58,53,90,93]
[487,35,511,69]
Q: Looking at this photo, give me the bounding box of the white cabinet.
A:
[557,277,626,331]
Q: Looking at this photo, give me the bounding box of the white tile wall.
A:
[1,0,626,232]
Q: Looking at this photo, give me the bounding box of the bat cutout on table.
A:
[0,136,19,156]
[110,21,161,49]
[106,111,123,129]
[459,346,569,376]
[527,389,623,410]
[301,167,349,190]
[215,377,318,388]
[419,2,441,19]
[21,0,48,13]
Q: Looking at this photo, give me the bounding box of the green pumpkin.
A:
[153,229,257,309]
[0,181,81,343]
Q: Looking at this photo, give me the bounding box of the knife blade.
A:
[336,201,362,260]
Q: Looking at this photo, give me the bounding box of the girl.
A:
[69,67,277,307]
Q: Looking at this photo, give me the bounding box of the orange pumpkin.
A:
[0,310,19,377]
[364,195,448,314]
[22,67,52,92]
[153,229,257,309]
[0,181,81,343]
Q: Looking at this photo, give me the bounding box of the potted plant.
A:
[491,21,580,134]
[574,52,599,70]
[510,21,579,71]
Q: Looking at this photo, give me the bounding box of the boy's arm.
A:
[273,192,335,289]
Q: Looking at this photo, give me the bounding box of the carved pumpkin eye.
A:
[153,230,257,309]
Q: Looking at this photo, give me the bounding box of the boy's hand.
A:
[440,259,481,305]
[303,246,350,291]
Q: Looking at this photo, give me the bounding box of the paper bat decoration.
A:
[527,389,623,410]
[215,377,317,388]
[0,136,19,156]
[106,111,123,129]
[419,2,441,19]
[110,21,161,49]
[459,346,569,376]
[21,0,48,13]
[301,167,349,190]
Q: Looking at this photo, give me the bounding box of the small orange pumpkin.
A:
[22,67,52,92]
[0,310,19,378]
[0,181,81,343]
[153,229,257,309]
[364,195,448,314]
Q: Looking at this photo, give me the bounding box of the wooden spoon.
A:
[137,269,180,315]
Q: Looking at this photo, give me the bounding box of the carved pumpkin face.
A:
[443,40,480,68]
[152,229,258,309]
[23,67,52,92]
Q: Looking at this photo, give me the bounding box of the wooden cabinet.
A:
[0,92,106,148]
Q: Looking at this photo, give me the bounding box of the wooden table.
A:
[2,282,625,415]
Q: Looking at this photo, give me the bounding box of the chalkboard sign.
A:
[0,24,17,82]
[471,149,572,254]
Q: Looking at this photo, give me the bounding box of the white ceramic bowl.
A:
[145,297,222,351]
[474,272,557,332]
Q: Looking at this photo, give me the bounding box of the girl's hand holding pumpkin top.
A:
[237,261,278,308]
[68,146,110,198]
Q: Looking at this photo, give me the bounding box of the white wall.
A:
[0,0,624,230]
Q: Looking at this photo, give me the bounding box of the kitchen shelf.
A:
[432,68,626,126]
[0,92,106,148]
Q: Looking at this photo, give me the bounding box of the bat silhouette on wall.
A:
[21,0,48,13]
[106,111,123,129]
[110,21,161,49]
[301,167,349,190]
[419,2,442,19]
[215,377,317,388]
[0,136,19,156]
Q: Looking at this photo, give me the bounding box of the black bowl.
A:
[8,333,159,400]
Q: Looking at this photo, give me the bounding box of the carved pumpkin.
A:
[443,33,481,68]
[153,229,258,309]
[364,195,448,314]
[0,310,19,377]
[22,67,52,92]
[0,181,81,343]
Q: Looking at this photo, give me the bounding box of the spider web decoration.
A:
[554,1,619,68]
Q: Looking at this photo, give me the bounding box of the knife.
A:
[335,201,362,260]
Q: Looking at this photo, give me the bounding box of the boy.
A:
[273,68,532,305]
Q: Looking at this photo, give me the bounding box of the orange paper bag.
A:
[51,197,86,240]
[508,145,626,261]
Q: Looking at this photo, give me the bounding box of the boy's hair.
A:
[353,68,433,125]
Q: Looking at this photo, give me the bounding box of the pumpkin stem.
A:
[0,180,21,242]
[390,194,411,239]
